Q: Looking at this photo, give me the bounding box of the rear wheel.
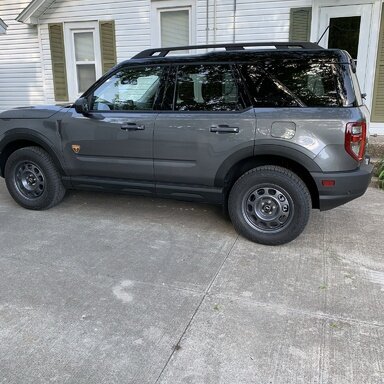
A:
[5,146,66,210]
[228,166,311,245]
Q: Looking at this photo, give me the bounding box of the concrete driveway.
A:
[0,179,383,384]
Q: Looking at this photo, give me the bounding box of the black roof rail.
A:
[132,42,323,59]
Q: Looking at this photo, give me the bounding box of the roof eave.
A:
[16,0,51,25]
[0,18,8,33]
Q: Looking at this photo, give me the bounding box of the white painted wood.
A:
[63,21,102,101]
[0,18,7,33]
[0,0,45,112]
[312,0,384,135]
[318,4,372,94]
[151,0,196,49]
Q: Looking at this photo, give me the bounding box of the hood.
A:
[0,105,70,119]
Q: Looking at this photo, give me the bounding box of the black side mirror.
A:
[74,97,90,115]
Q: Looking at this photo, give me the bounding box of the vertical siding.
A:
[0,0,45,112]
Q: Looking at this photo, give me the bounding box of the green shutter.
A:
[289,8,312,42]
[372,5,384,122]
[48,23,68,101]
[100,20,117,74]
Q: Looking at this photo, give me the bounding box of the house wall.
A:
[0,0,46,112]
[37,0,311,104]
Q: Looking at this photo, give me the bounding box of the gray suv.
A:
[0,42,373,245]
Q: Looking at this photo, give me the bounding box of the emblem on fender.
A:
[72,144,81,154]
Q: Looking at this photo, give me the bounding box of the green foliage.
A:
[377,158,384,189]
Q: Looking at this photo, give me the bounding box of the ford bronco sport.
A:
[0,42,373,245]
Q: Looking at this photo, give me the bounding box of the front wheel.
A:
[5,146,66,210]
[228,166,311,245]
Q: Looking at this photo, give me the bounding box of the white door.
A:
[318,4,372,93]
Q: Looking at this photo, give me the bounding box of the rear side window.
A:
[239,65,299,108]
[241,61,351,107]
[174,64,242,111]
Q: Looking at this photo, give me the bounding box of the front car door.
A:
[154,63,256,202]
[61,65,167,191]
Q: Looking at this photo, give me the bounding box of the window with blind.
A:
[73,31,97,93]
[151,1,195,50]
[64,22,102,101]
[160,9,190,50]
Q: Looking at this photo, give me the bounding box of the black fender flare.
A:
[0,129,66,177]
[214,143,322,187]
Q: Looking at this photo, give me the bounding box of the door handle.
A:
[121,123,145,131]
[210,125,239,133]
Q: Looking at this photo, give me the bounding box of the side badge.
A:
[72,144,81,154]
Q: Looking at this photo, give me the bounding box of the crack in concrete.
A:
[153,235,239,384]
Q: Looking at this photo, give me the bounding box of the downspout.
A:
[233,0,237,43]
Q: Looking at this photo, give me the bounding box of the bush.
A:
[377,158,384,189]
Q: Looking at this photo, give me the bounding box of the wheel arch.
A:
[0,133,66,178]
[216,147,321,209]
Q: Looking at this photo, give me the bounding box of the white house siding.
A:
[201,0,311,45]
[36,0,310,104]
[0,0,45,112]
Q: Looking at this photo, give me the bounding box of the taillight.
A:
[345,121,367,161]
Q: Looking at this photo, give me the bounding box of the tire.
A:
[228,166,311,245]
[4,146,66,210]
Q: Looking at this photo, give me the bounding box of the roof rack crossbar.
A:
[132,42,322,59]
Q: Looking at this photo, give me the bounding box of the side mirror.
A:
[74,97,90,115]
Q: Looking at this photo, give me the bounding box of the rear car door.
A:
[154,63,256,200]
[61,65,167,186]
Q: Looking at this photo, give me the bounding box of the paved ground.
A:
[0,180,383,384]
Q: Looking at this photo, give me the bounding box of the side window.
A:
[175,64,242,112]
[267,61,345,107]
[239,65,298,108]
[90,66,163,111]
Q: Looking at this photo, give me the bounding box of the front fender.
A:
[0,129,66,177]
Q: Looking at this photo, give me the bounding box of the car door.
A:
[154,63,256,197]
[61,65,167,186]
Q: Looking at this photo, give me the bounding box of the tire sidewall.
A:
[228,167,311,245]
[5,148,59,210]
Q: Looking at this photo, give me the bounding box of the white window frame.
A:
[151,0,196,49]
[64,22,102,101]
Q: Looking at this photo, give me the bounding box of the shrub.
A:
[377,158,384,189]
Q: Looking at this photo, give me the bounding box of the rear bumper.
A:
[311,162,374,211]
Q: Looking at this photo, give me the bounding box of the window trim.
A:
[85,64,170,113]
[166,63,249,113]
[64,21,102,101]
[151,0,196,49]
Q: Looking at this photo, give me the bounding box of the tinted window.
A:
[90,66,162,111]
[242,61,349,107]
[239,65,298,108]
[175,64,242,111]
